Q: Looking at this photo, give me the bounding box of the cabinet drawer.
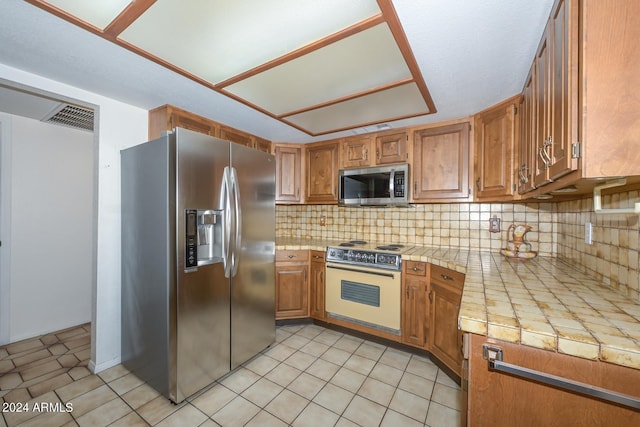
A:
[310,251,325,262]
[276,250,308,263]
[430,265,465,290]
[404,261,427,276]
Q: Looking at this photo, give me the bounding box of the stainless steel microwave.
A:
[338,164,409,206]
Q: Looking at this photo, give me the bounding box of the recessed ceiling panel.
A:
[285,83,429,135]
[44,0,131,29]
[225,23,411,115]
[119,0,381,84]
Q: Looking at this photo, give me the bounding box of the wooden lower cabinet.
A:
[402,261,428,348]
[429,265,464,375]
[309,251,326,320]
[465,333,640,426]
[275,250,308,319]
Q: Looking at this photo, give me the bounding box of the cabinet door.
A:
[306,142,339,203]
[474,99,516,200]
[375,131,407,165]
[402,262,428,348]
[413,123,470,200]
[340,136,371,169]
[274,145,302,203]
[518,71,536,194]
[533,24,552,187]
[254,136,272,153]
[548,0,579,180]
[309,251,326,320]
[220,126,253,148]
[429,280,463,374]
[149,105,219,139]
[275,265,308,319]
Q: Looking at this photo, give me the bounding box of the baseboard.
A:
[89,355,121,374]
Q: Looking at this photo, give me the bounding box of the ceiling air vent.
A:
[43,103,94,132]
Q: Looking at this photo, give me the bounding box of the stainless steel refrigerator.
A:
[121,127,275,403]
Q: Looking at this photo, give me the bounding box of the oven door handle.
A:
[327,264,396,278]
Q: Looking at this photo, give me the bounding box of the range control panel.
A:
[326,247,401,271]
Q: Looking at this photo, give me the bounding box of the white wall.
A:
[0,63,148,372]
[7,114,93,341]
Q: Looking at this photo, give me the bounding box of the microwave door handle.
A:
[389,170,395,199]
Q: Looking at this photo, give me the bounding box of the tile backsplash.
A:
[277,189,640,303]
[276,202,556,256]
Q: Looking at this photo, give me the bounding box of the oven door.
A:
[325,262,401,335]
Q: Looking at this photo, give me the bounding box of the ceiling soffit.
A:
[27,0,436,136]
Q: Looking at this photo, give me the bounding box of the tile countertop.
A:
[276,238,640,370]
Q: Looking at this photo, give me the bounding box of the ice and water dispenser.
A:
[185,209,223,271]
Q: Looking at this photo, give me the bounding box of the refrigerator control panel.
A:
[185,209,198,269]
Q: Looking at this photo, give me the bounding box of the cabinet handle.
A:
[411,266,423,272]
[475,178,480,191]
[288,255,295,259]
[441,274,454,281]
[376,149,380,159]
[363,148,368,161]
[414,182,417,193]
[429,291,433,302]
[312,255,322,259]
[406,287,409,299]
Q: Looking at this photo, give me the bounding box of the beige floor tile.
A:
[357,378,395,407]
[284,351,316,371]
[212,396,260,427]
[265,363,302,387]
[380,409,423,427]
[19,368,68,389]
[69,384,118,417]
[283,335,311,350]
[241,378,283,407]
[5,338,43,355]
[335,417,360,427]
[265,343,296,362]
[343,354,375,376]
[378,348,411,370]
[11,349,51,367]
[75,394,131,427]
[425,401,461,427]
[313,331,343,346]
[398,372,435,400]
[313,383,354,415]
[40,334,59,346]
[296,325,325,340]
[244,354,279,376]
[67,367,91,381]
[287,372,326,400]
[292,401,340,427]
[431,383,461,410]
[191,384,237,416]
[0,373,22,390]
[109,372,145,396]
[329,367,366,393]
[406,355,439,381]
[121,383,160,410]
[2,390,59,426]
[154,403,208,427]
[245,409,289,427]
[354,342,385,361]
[320,348,351,366]
[299,340,330,357]
[220,367,261,394]
[28,372,73,398]
[97,364,129,383]
[388,388,429,423]
[19,360,62,382]
[137,395,185,425]
[342,395,386,427]
[57,354,79,368]
[55,327,86,341]
[48,344,68,356]
[72,348,91,363]
[1,388,30,404]
[58,376,104,403]
[369,362,404,387]
[0,360,14,375]
[332,336,363,353]
[13,410,73,427]
[305,359,340,382]
[107,411,149,427]
[265,389,309,425]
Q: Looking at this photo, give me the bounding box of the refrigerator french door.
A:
[121,128,275,403]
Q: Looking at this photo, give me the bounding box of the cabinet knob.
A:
[441,274,453,281]
[288,255,295,259]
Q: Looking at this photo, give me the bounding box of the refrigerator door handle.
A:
[220,166,232,278]
[230,166,242,277]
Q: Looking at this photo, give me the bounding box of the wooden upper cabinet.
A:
[474,96,517,200]
[518,71,536,194]
[219,125,253,148]
[253,136,271,153]
[412,122,470,201]
[340,135,372,169]
[274,144,302,204]
[375,131,408,165]
[149,105,219,139]
[306,141,339,204]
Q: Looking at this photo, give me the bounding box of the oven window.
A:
[341,173,390,199]
[341,280,380,307]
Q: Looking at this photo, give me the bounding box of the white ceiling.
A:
[0,0,553,143]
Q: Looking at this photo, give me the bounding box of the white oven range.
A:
[325,242,402,335]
